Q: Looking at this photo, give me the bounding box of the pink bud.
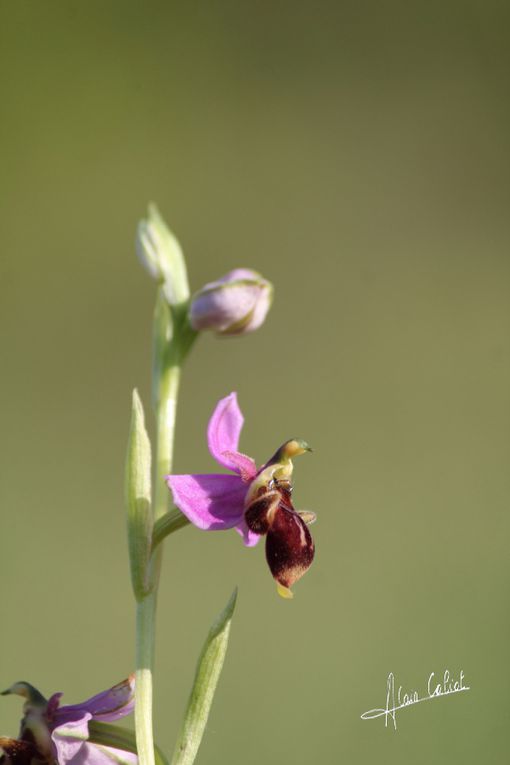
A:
[189,269,273,335]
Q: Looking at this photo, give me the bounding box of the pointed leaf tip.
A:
[171,588,238,765]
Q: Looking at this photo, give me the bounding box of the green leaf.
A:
[88,722,168,765]
[125,389,153,600]
[171,588,238,765]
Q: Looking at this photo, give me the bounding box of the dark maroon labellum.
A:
[245,481,315,592]
[244,487,280,534]
[266,505,315,589]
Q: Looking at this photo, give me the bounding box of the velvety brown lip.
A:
[244,481,315,591]
[265,504,315,589]
[244,488,280,534]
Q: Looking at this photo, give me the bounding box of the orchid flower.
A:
[166,393,316,597]
[0,677,137,765]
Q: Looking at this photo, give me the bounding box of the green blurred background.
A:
[1,1,509,762]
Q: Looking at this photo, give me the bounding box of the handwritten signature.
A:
[361,670,470,730]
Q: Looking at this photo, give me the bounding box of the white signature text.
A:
[360,669,470,729]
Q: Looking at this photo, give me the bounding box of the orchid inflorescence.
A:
[2,204,317,765]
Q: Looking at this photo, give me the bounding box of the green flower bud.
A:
[135,204,190,307]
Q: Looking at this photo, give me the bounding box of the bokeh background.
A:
[1,2,509,763]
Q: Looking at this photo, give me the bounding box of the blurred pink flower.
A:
[1,677,137,765]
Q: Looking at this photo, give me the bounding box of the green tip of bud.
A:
[1,682,47,705]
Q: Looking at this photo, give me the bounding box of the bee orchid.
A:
[166,393,316,597]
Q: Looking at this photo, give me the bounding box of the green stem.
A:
[152,509,190,551]
[135,295,184,765]
[154,362,181,522]
[135,592,157,765]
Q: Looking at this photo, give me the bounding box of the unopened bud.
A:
[189,269,273,336]
[135,204,190,307]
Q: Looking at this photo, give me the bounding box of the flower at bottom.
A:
[166,392,316,597]
[0,677,137,765]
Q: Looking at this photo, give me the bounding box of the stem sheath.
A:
[135,293,185,765]
[152,509,190,551]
